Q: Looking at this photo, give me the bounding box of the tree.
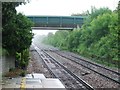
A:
[2,2,33,69]
[2,2,33,55]
[71,10,90,16]
[2,2,22,28]
[43,7,119,68]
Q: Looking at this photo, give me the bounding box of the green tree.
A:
[2,2,33,55]
[2,2,33,68]
[42,7,119,68]
[2,13,33,55]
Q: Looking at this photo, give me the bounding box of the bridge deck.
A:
[31,27,73,30]
[27,15,86,29]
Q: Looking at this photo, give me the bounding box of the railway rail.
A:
[50,50,120,84]
[34,46,94,90]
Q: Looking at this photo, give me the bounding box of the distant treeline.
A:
[43,7,119,68]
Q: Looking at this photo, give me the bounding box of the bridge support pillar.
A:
[77,24,80,29]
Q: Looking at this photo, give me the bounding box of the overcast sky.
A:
[16,0,119,35]
[16,0,119,16]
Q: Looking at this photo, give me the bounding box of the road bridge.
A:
[27,15,86,30]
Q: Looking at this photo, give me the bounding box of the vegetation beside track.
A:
[2,1,33,69]
[43,6,119,68]
[4,68,26,77]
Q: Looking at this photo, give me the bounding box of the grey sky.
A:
[16,0,119,35]
[16,0,119,16]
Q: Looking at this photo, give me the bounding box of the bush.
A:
[9,68,15,72]
[15,49,30,69]
[19,71,26,77]
[5,68,24,77]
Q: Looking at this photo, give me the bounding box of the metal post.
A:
[77,24,80,29]
[60,17,62,27]
[74,17,75,28]
[46,17,48,27]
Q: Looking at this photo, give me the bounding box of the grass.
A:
[82,54,119,69]
[67,50,119,69]
[91,58,119,69]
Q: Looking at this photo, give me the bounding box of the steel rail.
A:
[70,54,120,75]
[53,50,120,75]
[53,51,120,84]
[34,49,57,78]
[42,50,94,90]
[34,47,83,88]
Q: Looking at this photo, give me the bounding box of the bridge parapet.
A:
[27,15,86,30]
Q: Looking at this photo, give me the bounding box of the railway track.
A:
[34,46,94,89]
[50,50,120,84]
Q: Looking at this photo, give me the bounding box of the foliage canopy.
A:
[43,7,119,68]
[2,2,33,55]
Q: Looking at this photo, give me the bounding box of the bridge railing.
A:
[27,16,86,28]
